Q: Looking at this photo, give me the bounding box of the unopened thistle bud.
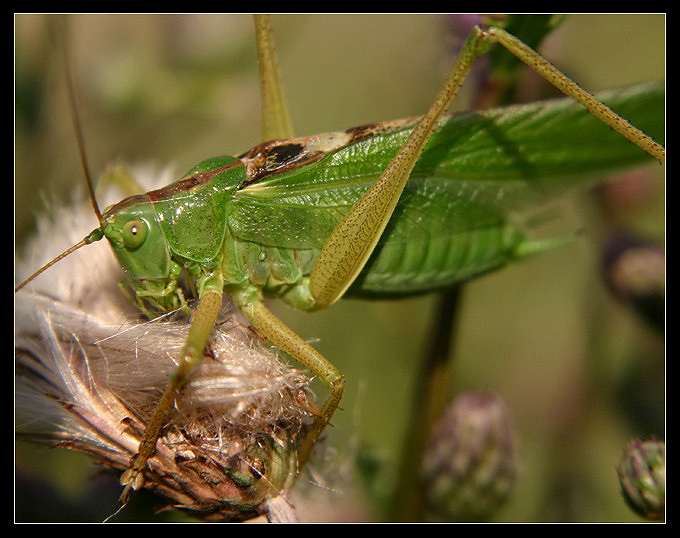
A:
[421,390,516,522]
[616,439,665,521]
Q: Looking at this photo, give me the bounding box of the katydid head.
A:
[100,197,171,282]
[15,196,172,295]
[96,194,187,313]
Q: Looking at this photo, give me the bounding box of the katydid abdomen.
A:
[230,175,522,306]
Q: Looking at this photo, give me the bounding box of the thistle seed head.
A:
[16,290,314,521]
[16,165,314,521]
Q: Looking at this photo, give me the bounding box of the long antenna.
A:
[54,16,103,225]
[15,235,98,292]
[16,17,105,293]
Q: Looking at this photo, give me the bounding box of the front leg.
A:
[119,277,224,504]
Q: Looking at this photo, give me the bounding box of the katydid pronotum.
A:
[14,13,664,516]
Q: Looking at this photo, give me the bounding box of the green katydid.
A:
[15,14,665,512]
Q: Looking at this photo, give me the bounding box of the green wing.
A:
[227,82,664,292]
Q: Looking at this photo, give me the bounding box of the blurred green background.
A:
[15,14,664,522]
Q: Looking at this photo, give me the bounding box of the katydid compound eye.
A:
[122,219,148,249]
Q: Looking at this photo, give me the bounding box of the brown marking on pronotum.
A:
[147,161,243,202]
[239,139,326,185]
[238,117,422,187]
[102,161,244,218]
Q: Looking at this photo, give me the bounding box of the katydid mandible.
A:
[15,16,665,506]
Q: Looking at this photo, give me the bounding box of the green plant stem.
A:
[391,286,463,521]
